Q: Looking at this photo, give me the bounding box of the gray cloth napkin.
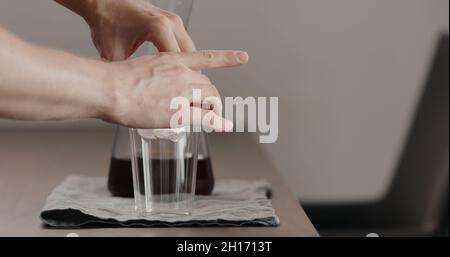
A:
[41,175,280,227]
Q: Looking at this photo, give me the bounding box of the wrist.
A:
[56,0,101,26]
[86,59,119,122]
[77,0,102,27]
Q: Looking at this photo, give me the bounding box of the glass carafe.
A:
[107,0,215,197]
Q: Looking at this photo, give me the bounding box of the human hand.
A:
[101,50,249,130]
[57,0,196,60]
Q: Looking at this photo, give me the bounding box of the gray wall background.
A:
[0,0,448,203]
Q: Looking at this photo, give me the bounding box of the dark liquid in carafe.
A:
[107,156,214,197]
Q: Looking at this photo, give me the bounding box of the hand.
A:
[57,0,196,60]
[102,50,249,130]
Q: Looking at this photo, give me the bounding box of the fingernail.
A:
[236,51,249,64]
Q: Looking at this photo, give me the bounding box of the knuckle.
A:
[206,84,220,96]
[156,52,168,58]
[150,16,172,35]
[172,64,189,74]
[199,50,214,60]
[125,58,141,70]
[196,73,211,83]
[154,63,186,76]
[167,13,184,26]
[155,52,173,62]
[154,15,171,27]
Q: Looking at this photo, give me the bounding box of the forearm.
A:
[0,27,111,121]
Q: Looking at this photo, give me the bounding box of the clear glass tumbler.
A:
[129,128,199,216]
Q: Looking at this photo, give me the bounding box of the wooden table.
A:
[0,128,318,236]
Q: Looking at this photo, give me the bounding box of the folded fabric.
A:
[41,175,280,227]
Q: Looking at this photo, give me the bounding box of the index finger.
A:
[175,50,249,70]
